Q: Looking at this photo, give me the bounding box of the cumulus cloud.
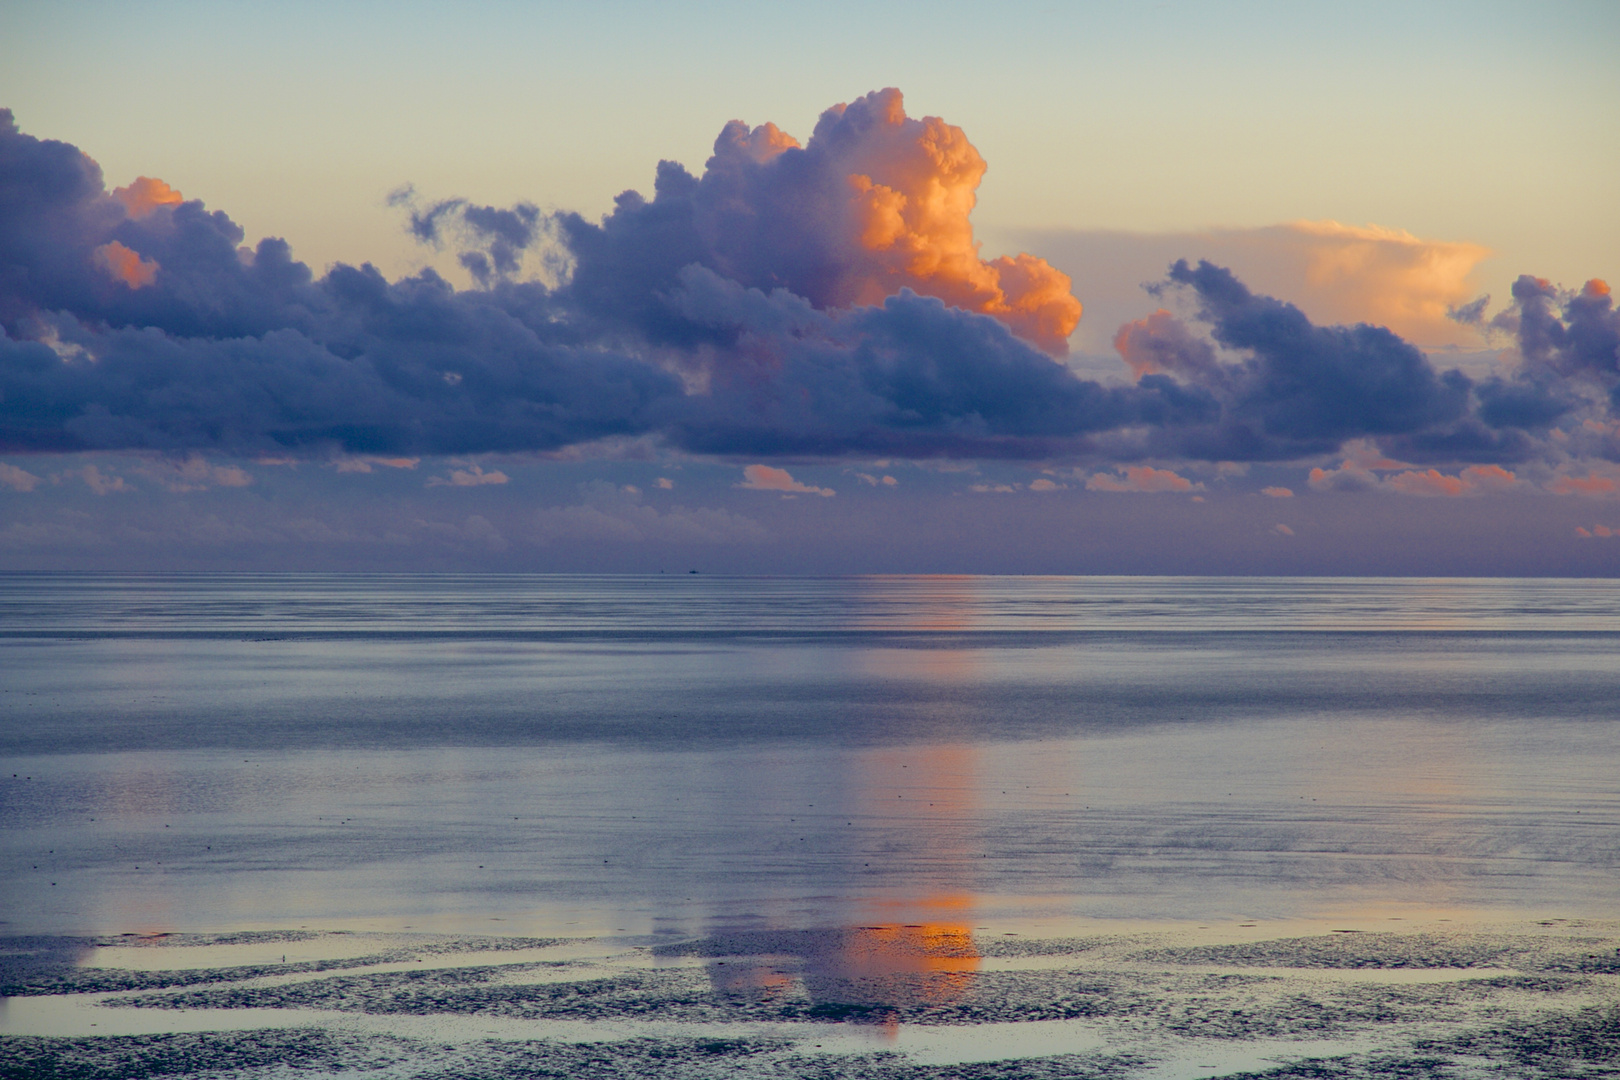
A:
[0,461,43,491]
[131,454,254,492]
[428,463,510,487]
[0,104,1188,463]
[855,471,898,486]
[1261,486,1293,497]
[332,456,420,473]
[0,102,1612,487]
[559,88,1080,355]
[1137,260,1472,456]
[736,464,834,496]
[1548,471,1617,497]
[1085,465,1200,493]
[74,464,129,495]
[1113,309,1223,385]
[1307,445,1519,497]
[1382,464,1518,497]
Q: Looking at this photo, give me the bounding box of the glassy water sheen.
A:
[3,573,1617,937]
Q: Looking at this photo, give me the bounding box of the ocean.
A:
[2,574,1617,1078]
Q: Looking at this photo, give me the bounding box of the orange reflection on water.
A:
[808,915,980,1035]
[854,575,988,683]
[700,911,981,1031]
[699,736,987,1031]
[855,574,982,632]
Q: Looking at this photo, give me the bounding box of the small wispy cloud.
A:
[428,464,510,487]
[736,464,834,497]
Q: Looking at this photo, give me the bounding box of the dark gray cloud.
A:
[0,105,1186,459]
[656,267,1215,458]
[1164,259,1471,445]
[1447,295,1491,327]
[1498,276,1620,379]
[1464,275,1620,440]
[1114,260,1475,460]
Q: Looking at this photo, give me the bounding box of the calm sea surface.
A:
[3,574,1618,937]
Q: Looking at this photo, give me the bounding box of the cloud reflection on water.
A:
[689,733,985,1032]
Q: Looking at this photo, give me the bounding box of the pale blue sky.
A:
[3,0,1615,294]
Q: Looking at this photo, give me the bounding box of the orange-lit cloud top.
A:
[112,176,183,219]
[830,91,1080,353]
[92,241,159,288]
[696,89,1081,354]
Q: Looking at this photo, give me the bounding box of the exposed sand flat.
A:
[3,920,1615,1078]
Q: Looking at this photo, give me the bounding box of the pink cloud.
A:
[736,464,834,496]
[132,455,254,492]
[428,464,510,487]
[1086,465,1200,494]
[76,464,130,495]
[1272,523,1295,536]
[0,463,43,492]
[1261,486,1294,498]
[1549,472,1618,497]
[334,456,421,474]
[1027,478,1064,491]
[1309,448,1517,497]
[1575,524,1616,538]
[1385,469,1466,497]
[1307,439,1410,491]
[655,477,675,489]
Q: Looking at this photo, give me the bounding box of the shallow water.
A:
[2,574,1618,1076]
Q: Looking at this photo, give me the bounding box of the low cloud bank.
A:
[1,98,1614,480]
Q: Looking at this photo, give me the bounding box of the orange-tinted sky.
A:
[2,1,1613,299]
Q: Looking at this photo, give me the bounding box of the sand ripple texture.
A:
[3,921,1617,1079]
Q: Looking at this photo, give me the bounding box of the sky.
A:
[1,0,1617,574]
